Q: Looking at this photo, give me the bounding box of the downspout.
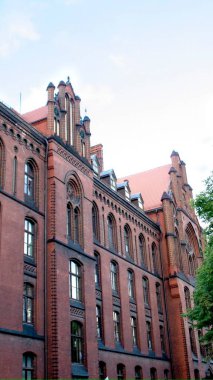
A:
[157,209,175,380]
[44,137,48,380]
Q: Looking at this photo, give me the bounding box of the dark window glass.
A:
[146,321,152,350]
[113,311,121,342]
[143,277,149,306]
[160,325,165,352]
[152,243,158,274]
[139,234,147,267]
[124,225,130,256]
[189,327,197,355]
[164,370,169,380]
[67,203,72,238]
[69,261,82,301]
[108,215,114,250]
[23,283,34,324]
[71,321,83,363]
[12,156,17,195]
[92,204,100,241]
[150,368,157,380]
[22,353,35,380]
[99,361,106,380]
[94,253,100,286]
[74,207,80,243]
[156,283,162,313]
[117,364,125,380]
[96,305,102,339]
[111,262,118,292]
[184,287,191,309]
[131,316,137,346]
[135,366,142,380]
[24,162,34,200]
[24,219,35,258]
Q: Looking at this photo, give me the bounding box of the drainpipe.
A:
[44,137,48,379]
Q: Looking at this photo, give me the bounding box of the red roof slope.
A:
[22,106,48,123]
[119,164,171,211]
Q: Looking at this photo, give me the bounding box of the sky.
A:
[0,0,212,196]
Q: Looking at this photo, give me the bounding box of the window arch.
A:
[117,363,125,380]
[152,243,159,274]
[185,223,199,276]
[139,234,147,267]
[135,366,142,380]
[184,287,191,309]
[22,352,36,380]
[111,261,119,293]
[69,260,82,301]
[0,138,5,188]
[92,202,100,242]
[107,213,117,251]
[66,177,83,246]
[71,321,84,363]
[24,159,38,205]
[127,269,135,299]
[23,283,34,324]
[150,368,157,380]
[142,277,149,306]
[124,224,133,258]
[24,219,36,258]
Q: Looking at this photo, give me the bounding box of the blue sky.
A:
[0,0,212,194]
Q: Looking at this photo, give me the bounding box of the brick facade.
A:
[0,79,209,379]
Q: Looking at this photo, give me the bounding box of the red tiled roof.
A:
[119,164,171,211]
[22,106,48,123]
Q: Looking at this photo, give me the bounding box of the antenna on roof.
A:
[19,92,22,113]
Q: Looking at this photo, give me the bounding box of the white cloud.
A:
[109,53,126,68]
[0,12,40,58]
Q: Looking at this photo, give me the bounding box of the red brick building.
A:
[0,78,210,379]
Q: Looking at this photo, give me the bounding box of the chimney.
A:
[90,144,104,172]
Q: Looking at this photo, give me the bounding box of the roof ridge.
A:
[119,163,171,180]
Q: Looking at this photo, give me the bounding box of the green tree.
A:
[186,172,213,346]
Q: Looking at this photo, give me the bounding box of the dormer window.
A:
[110,175,116,190]
[125,186,130,201]
[91,155,99,175]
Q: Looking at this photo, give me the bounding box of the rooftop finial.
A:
[67,76,70,83]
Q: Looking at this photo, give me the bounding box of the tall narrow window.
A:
[130,316,137,346]
[113,311,121,342]
[135,366,142,380]
[184,287,191,309]
[128,270,135,298]
[150,368,157,380]
[99,362,106,380]
[117,364,125,380]
[24,162,34,201]
[12,156,17,195]
[23,283,34,324]
[156,283,162,313]
[69,261,82,301]
[94,252,100,286]
[160,325,165,352]
[146,321,152,350]
[22,353,35,380]
[143,277,149,306]
[189,327,197,355]
[67,203,72,238]
[96,305,102,339]
[111,261,118,293]
[152,243,158,274]
[69,101,73,145]
[139,234,147,267]
[124,224,132,257]
[71,321,83,363]
[164,370,169,380]
[92,203,100,241]
[24,219,35,258]
[74,207,80,244]
[65,96,68,141]
[107,214,117,251]
[0,138,5,188]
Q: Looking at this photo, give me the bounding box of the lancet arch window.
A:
[139,234,147,267]
[0,138,5,189]
[175,229,183,271]
[124,224,133,258]
[107,213,117,251]
[92,202,100,242]
[66,178,83,246]
[185,223,199,276]
[151,243,159,274]
[24,159,39,206]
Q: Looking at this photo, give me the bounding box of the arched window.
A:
[113,311,121,342]
[152,243,159,274]
[107,214,117,251]
[65,95,68,141]
[24,219,35,258]
[194,369,200,379]
[139,234,147,267]
[24,162,35,201]
[111,261,119,293]
[69,101,73,145]
[96,305,102,339]
[164,369,169,380]
[150,368,157,380]
[184,287,191,309]
[66,178,83,246]
[69,261,82,301]
[186,223,199,276]
[22,353,36,380]
[94,252,100,286]
[117,364,125,380]
[189,327,197,355]
[0,138,5,188]
[135,366,142,380]
[12,156,17,195]
[130,316,137,346]
[142,277,149,306]
[23,283,34,324]
[92,202,100,242]
[99,361,107,380]
[156,283,162,313]
[71,321,83,363]
[124,224,132,257]
[128,270,135,299]
[146,321,153,350]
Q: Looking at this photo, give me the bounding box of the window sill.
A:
[70,299,85,309]
[24,255,36,266]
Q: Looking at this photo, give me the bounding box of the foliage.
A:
[185,173,213,346]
